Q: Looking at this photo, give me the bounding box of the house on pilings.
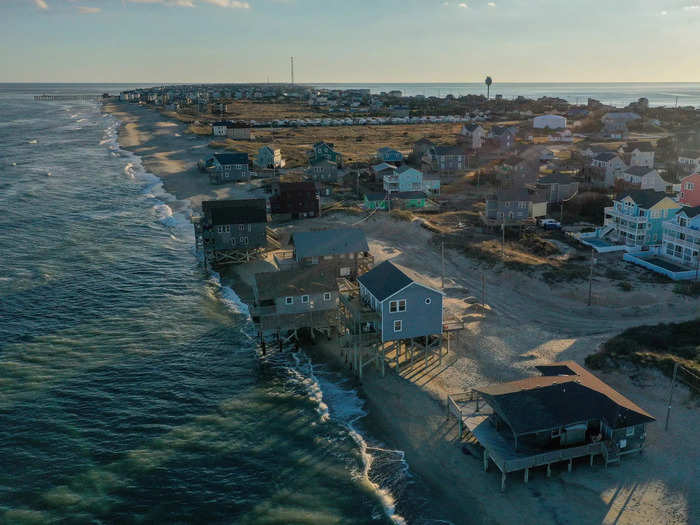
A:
[447,361,655,491]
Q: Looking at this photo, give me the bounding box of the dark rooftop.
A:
[202,198,268,225]
[615,189,668,209]
[213,152,248,165]
[358,260,413,301]
[255,267,338,301]
[292,228,368,258]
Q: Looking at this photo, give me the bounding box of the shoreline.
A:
[103,100,699,525]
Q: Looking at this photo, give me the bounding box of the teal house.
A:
[364,191,426,210]
[309,141,343,167]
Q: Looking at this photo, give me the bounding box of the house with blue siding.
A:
[358,261,444,343]
[580,189,681,252]
[207,152,251,185]
[308,141,343,167]
[377,147,404,164]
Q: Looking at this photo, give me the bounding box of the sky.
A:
[2,0,700,83]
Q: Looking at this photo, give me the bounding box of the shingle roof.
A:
[538,172,573,184]
[475,361,655,435]
[623,142,654,153]
[679,205,700,218]
[292,228,369,258]
[213,152,248,165]
[358,261,413,301]
[624,166,656,177]
[615,189,667,208]
[202,198,268,225]
[594,152,619,162]
[434,145,464,156]
[372,162,397,172]
[255,267,338,300]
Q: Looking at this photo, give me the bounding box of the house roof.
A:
[313,141,335,149]
[309,158,337,167]
[624,166,656,177]
[372,162,397,173]
[357,260,416,301]
[255,267,338,301]
[397,165,422,175]
[434,145,464,156]
[475,361,655,436]
[202,198,268,225]
[679,205,700,218]
[615,189,668,208]
[492,187,545,203]
[594,152,619,162]
[585,145,610,154]
[365,191,427,201]
[679,150,700,159]
[490,125,514,136]
[462,123,482,133]
[213,152,249,165]
[414,138,435,146]
[292,228,369,258]
[538,172,573,184]
[378,147,401,155]
[602,112,641,122]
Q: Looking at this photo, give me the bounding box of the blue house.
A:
[358,261,444,343]
[308,141,343,167]
[377,147,404,164]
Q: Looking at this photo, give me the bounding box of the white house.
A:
[533,114,567,130]
[678,151,700,173]
[617,167,669,192]
[212,121,228,137]
[620,142,655,168]
[459,124,486,149]
[591,152,628,186]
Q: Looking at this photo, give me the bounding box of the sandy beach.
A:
[105,101,699,525]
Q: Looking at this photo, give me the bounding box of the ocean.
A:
[0,85,446,524]
[311,82,700,108]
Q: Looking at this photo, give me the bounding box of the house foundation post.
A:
[500,471,506,492]
[546,464,551,477]
[568,459,572,472]
[483,449,488,472]
[524,468,529,483]
[590,454,594,467]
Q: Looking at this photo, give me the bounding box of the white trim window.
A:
[285,296,293,305]
[323,292,332,301]
[389,299,406,313]
[301,295,310,304]
[240,236,248,245]
[393,320,402,332]
[625,426,635,437]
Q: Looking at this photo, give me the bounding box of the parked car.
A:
[539,218,561,230]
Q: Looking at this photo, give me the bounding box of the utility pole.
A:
[665,362,680,431]
[441,239,446,290]
[587,248,595,306]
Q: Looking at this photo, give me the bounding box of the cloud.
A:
[33,0,49,9]
[660,10,667,15]
[458,2,467,7]
[126,0,249,6]
[487,1,496,6]
[76,5,100,13]
[682,4,700,10]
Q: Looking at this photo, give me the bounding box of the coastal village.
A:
[109,83,699,524]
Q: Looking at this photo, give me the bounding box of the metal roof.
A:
[202,199,268,225]
[255,267,337,300]
[358,261,413,301]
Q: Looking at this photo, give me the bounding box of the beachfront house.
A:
[615,167,670,193]
[283,227,372,279]
[678,151,700,173]
[679,173,700,206]
[309,141,343,167]
[533,114,567,129]
[269,181,320,220]
[619,142,655,168]
[454,361,655,490]
[459,124,486,150]
[481,188,547,226]
[208,152,251,185]
[535,172,579,204]
[357,260,444,343]
[377,147,404,164]
[195,198,269,266]
[591,152,627,187]
[251,267,339,333]
[255,145,285,169]
[581,189,681,251]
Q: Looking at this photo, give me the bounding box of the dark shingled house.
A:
[269,181,320,220]
[289,227,373,278]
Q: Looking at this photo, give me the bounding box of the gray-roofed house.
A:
[194,198,269,266]
[307,158,339,183]
[453,361,655,489]
[536,172,579,203]
[458,124,486,150]
[208,152,251,185]
[619,142,655,168]
[377,147,404,163]
[429,145,467,173]
[287,227,373,278]
[357,260,444,343]
[251,266,339,333]
[482,188,547,225]
[591,151,627,187]
[616,166,670,193]
[255,145,285,169]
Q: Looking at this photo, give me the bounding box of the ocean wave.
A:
[207,270,251,318]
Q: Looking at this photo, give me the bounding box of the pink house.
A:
[679,173,700,206]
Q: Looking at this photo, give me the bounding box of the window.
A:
[625,426,635,437]
[285,296,293,305]
[425,297,432,305]
[301,295,309,304]
[217,225,224,233]
[240,236,248,245]
[239,225,245,231]
[248,224,252,232]
[389,299,406,313]
[231,238,236,247]
[323,292,332,301]
[393,320,402,332]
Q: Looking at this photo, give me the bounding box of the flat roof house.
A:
[357,261,444,343]
[450,361,655,490]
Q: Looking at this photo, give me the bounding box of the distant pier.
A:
[34,94,109,101]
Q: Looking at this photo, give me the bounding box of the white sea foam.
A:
[207,270,251,317]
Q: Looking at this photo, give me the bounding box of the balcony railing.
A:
[604,207,647,224]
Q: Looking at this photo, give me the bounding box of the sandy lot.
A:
[106,101,700,525]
